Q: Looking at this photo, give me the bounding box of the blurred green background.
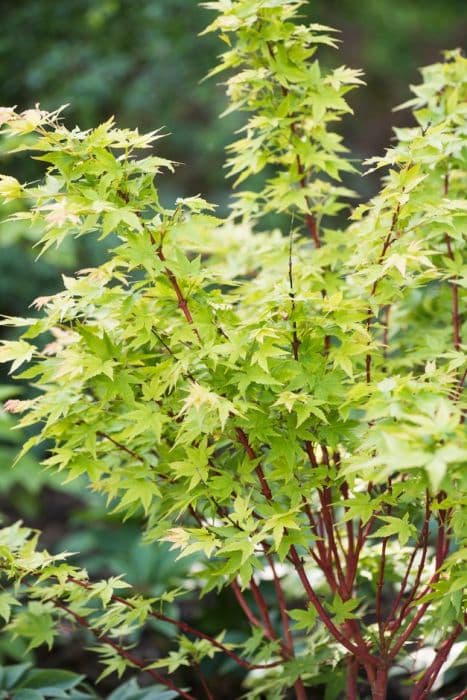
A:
[0,0,465,694]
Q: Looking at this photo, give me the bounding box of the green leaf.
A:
[10,603,55,651]
[328,595,360,625]
[371,514,417,546]
[18,669,84,694]
[289,604,318,632]
[0,592,20,623]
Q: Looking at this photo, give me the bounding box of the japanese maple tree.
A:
[0,2,465,698]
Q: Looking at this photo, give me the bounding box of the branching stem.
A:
[53,598,195,700]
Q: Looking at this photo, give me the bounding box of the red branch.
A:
[372,666,389,700]
[346,656,359,700]
[389,596,433,660]
[376,480,393,651]
[250,577,277,641]
[307,447,362,620]
[235,427,272,500]
[97,430,145,463]
[53,598,195,700]
[303,443,338,586]
[67,577,280,671]
[384,493,431,631]
[194,661,214,700]
[230,579,274,641]
[376,536,389,650]
[266,552,293,656]
[388,502,448,661]
[302,443,372,664]
[340,479,355,568]
[409,623,463,700]
[287,547,377,665]
[237,429,376,665]
[155,245,201,342]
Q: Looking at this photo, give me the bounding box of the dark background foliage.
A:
[0,1,465,696]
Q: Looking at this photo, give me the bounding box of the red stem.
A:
[194,662,215,700]
[384,494,430,631]
[288,546,377,665]
[260,556,311,700]
[346,656,359,700]
[320,487,348,595]
[376,537,389,650]
[67,576,280,670]
[303,443,333,567]
[435,504,447,571]
[231,579,268,634]
[235,427,272,500]
[266,552,294,656]
[303,443,343,591]
[388,514,447,659]
[250,577,277,642]
[409,623,463,700]
[393,515,430,627]
[302,498,329,571]
[389,597,432,660]
[156,245,201,342]
[303,443,372,662]
[340,480,355,565]
[376,482,393,650]
[349,514,377,590]
[97,430,145,463]
[305,212,320,248]
[54,599,195,700]
[239,431,376,665]
[372,665,388,700]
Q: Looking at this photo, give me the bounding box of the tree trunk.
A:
[293,679,308,700]
[346,657,359,699]
[372,667,388,700]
